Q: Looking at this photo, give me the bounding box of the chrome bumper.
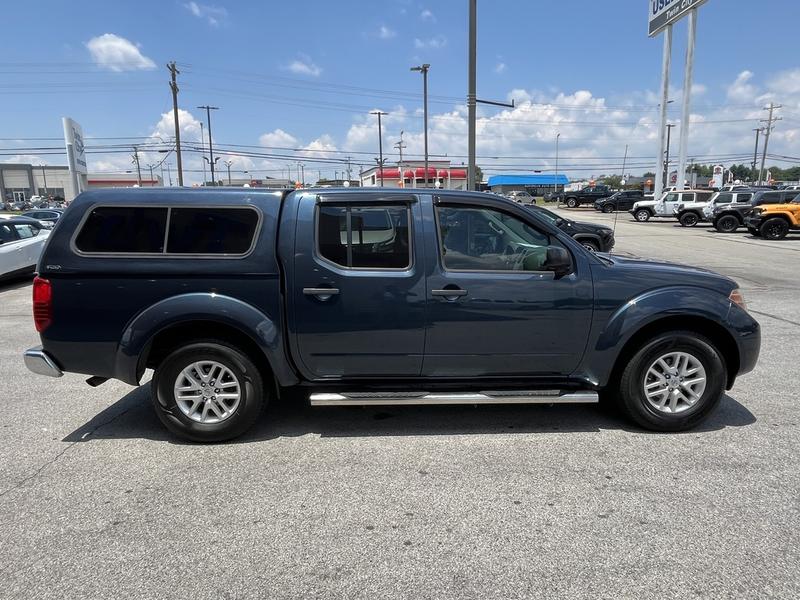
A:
[23,346,63,378]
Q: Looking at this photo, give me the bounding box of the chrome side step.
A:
[309,390,598,406]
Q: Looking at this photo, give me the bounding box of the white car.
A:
[0,217,51,280]
[630,189,714,222]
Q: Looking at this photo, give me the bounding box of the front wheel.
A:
[565,198,578,208]
[679,212,699,227]
[580,239,600,252]
[152,340,266,442]
[617,331,726,431]
[760,217,789,240]
[634,209,651,222]
[602,204,615,214]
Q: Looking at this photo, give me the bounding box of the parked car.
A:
[526,204,615,252]
[711,190,800,233]
[630,189,714,222]
[542,191,561,203]
[506,190,536,205]
[561,185,613,208]
[22,209,64,228]
[0,217,51,280]
[744,194,800,239]
[676,189,756,227]
[594,191,644,213]
[23,188,760,442]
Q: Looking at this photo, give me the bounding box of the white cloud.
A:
[768,68,800,95]
[377,25,396,39]
[494,62,507,74]
[414,35,447,50]
[283,55,322,77]
[183,2,228,26]
[85,34,155,72]
[3,155,47,165]
[420,9,436,22]
[259,129,299,148]
[727,70,756,103]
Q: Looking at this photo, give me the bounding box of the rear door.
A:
[12,223,41,267]
[290,193,426,378]
[421,195,593,377]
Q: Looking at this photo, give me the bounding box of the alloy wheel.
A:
[173,360,242,424]
[643,351,707,414]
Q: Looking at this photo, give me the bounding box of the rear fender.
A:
[114,293,298,387]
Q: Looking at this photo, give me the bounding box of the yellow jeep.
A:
[746,194,800,239]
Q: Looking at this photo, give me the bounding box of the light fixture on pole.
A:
[410,64,430,187]
[224,159,233,185]
[197,105,220,185]
[555,133,560,198]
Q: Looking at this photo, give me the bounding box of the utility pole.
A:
[197,105,219,185]
[300,163,305,187]
[664,123,675,187]
[166,163,172,186]
[40,165,48,197]
[345,156,352,183]
[467,0,477,190]
[371,111,388,187]
[759,103,782,185]
[167,62,184,186]
[411,64,430,186]
[555,133,560,197]
[621,144,628,184]
[146,163,156,186]
[131,146,142,186]
[224,160,233,185]
[653,25,673,201]
[751,128,761,183]
[200,122,207,185]
[394,131,407,174]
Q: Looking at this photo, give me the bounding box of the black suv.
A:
[594,191,644,213]
[527,205,615,252]
[712,190,800,233]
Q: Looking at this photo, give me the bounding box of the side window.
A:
[436,205,553,272]
[734,193,750,203]
[166,207,259,255]
[75,207,168,253]
[317,204,411,269]
[715,193,733,204]
[0,224,16,244]
[14,224,38,239]
[664,193,679,203]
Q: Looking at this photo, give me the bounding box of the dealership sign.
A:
[62,117,87,175]
[648,0,708,37]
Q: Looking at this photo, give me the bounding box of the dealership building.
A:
[0,163,161,203]
[360,160,468,190]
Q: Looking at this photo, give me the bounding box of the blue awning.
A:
[487,174,569,186]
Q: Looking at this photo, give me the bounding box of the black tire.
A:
[747,226,760,236]
[679,212,699,227]
[579,239,600,252]
[566,198,578,208]
[714,214,739,233]
[602,204,615,214]
[152,340,266,442]
[634,209,651,222]
[759,217,789,240]
[616,331,726,431]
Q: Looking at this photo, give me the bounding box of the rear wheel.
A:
[679,212,699,227]
[602,204,615,214]
[634,209,651,222]
[760,217,789,240]
[152,340,266,442]
[566,198,578,208]
[714,215,740,233]
[617,331,726,431]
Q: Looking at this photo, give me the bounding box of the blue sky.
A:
[2,0,799,183]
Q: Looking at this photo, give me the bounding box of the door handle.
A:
[303,287,340,300]
[432,288,468,299]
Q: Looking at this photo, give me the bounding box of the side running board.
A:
[309,390,598,406]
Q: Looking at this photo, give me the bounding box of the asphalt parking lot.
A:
[1,209,798,599]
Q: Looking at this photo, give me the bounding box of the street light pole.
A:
[370,111,388,187]
[40,165,48,197]
[467,0,477,190]
[664,123,675,187]
[555,133,560,198]
[411,64,430,187]
[751,128,761,183]
[200,122,207,185]
[225,160,233,185]
[197,105,219,185]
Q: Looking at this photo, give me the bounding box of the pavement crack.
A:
[749,309,800,328]
[0,406,132,499]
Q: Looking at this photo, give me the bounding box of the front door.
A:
[422,197,594,377]
[290,193,426,378]
[0,223,23,273]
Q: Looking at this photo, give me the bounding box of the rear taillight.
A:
[32,276,52,332]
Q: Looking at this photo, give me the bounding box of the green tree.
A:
[600,175,623,188]
[474,165,483,185]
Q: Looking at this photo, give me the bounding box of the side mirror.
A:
[544,245,572,277]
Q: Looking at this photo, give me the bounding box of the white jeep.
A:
[630,189,714,222]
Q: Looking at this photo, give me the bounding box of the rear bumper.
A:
[23,346,63,378]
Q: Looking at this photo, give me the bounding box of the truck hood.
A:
[632,200,658,209]
[597,254,737,295]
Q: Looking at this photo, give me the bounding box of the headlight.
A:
[752,207,763,216]
[729,288,747,311]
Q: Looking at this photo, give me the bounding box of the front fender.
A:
[114,292,298,387]
[582,286,733,387]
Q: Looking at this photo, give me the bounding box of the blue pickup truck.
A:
[24,188,760,442]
